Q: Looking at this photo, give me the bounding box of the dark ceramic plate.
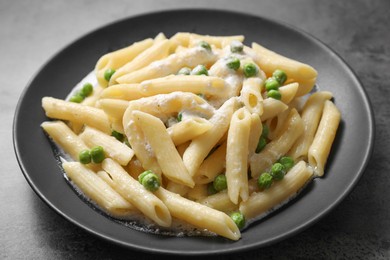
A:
[13,9,374,255]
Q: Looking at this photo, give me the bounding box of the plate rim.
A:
[13,8,375,255]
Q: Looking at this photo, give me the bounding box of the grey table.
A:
[2,0,389,259]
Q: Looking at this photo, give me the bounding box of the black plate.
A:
[13,9,374,255]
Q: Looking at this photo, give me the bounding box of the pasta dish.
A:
[41,32,341,241]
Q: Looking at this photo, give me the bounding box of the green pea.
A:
[271,162,286,180]
[230,211,245,229]
[199,41,211,51]
[230,40,244,53]
[90,146,105,163]
[279,156,295,171]
[257,172,273,189]
[213,174,227,191]
[243,63,258,77]
[272,69,287,85]
[69,94,84,103]
[226,57,240,70]
[138,170,154,183]
[177,67,191,75]
[111,130,124,142]
[104,68,116,82]
[80,83,93,97]
[264,78,280,91]
[255,136,267,153]
[191,65,208,76]
[177,112,183,122]
[140,171,160,191]
[267,89,282,100]
[79,149,91,164]
[262,124,269,139]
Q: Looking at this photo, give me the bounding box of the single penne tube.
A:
[278,82,299,104]
[188,33,245,48]
[248,113,262,157]
[139,75,225,97]
[167,117,213,146]
[226,107,251,204]
[101,158,172,227]
[239,77,264,115]
[239,161,313,219]
[308,100,341,177]
[79,126,134,166]
[251,42,317,96]
[42,97,111,134]
[132,110,195,188]
[183,97,238,176]
[154,187,241,241]
[109,39,171,85]
[99,84,144,100]
[41,121,89,161]
[115,46,218,84]
[260,98,289,121]
[62,161,137,218]
[250,109,304,178]
[95,38,154,87]
[97,99,129,120]
[193,142,227,184]
[289,91,333,161]
[199,190,238,213]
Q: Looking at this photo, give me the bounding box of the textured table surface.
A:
[2,0,389,259]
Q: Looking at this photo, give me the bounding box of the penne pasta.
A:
[226,107,252,204]
[62,161,137,218]
[79,126,134,166]
[155,187,241,240]
[109,39,171,85]
[193,142,227,184]
[167,117,213,146]
[250,109,304,178]
[101,158,172,227]
[239,77,264,115]
[240,161,313,219]
[260,98,289,122]
[95,38,154,87]
[40,32,341,241]
[41,121,89,161]
[115,46,218,84]
[132,110,195,188]
[199,190,238,213]
[289,91,333,161]
[183,97,238,176]
[251,42,317,96]
[308,100,341,176]
[42,97,111,134]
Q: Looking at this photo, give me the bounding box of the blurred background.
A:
[1,0,389,259]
